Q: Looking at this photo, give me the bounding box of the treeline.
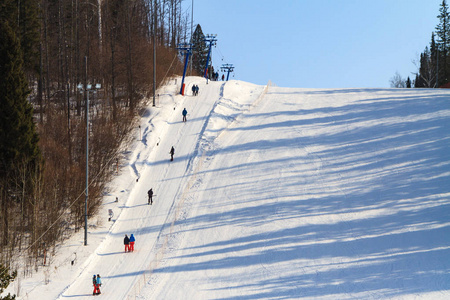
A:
[396,0,450,88]
[0,0,189,274]
[414,0,450,87]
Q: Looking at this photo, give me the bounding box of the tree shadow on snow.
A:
[151,89,450,299]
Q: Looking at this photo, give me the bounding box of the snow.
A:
[5,78,450,299]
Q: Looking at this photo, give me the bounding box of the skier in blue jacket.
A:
[129,234,136,252]
[96,274,102,295]
[182,108,187,122]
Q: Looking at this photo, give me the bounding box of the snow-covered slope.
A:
[7,78,450,299]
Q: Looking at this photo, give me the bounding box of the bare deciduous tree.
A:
[1,0,187,272]
[389,71,406,88]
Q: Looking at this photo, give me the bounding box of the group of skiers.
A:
[94,84,197,294]
[207,72,228,81]
[124,234,136,252]
[144,145,174,209]
[92,274,102,295]
[191,84,199,96]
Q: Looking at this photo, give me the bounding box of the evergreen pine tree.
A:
[0,0,40,75]
[0,264,17,299]
[414,73,422,88]
[415,47,436,88]
[191,24,208,76]
[17,0,40,74]
[436,0,450,84]
[406,77,412,88]
[0,21,40,174]
[0,20,41,246]
[430,33,439,87]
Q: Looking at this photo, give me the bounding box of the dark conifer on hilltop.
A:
[406,76,412,88]
[435,0,450,85]
[191,24,209,76]
[403,0,450,88]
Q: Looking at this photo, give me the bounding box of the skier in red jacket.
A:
[93,275,100,295]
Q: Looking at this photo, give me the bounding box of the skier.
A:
[129,234,135,252]
[124,234,130,252]
[148,188,153,205]
[191,84,195,96]
[170,146,175,161]
[96,274,102,295]
[182,108,187,122]
[93,275,100,295]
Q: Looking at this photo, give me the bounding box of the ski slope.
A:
[6,78,450,299]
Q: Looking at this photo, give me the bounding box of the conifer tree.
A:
[430,33,439,87]
[0,0,40,75]
[17,0,40,74]
[0,264,16,299]
[191,24,208,76]
[0,20,41,246]
[415,44,439,88]
[414,74,421,88]
[406,77,412,88]
[436,0,450,84]
[0,21,40,175]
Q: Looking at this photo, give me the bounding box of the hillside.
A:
[6,78,450,299]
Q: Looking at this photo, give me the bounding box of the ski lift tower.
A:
[77,68,101,246]
[177,43,193,95]
[221,64,235,81]
[203,34,217,79]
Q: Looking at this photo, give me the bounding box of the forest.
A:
[399,0,450,87]
[0,0,200,275]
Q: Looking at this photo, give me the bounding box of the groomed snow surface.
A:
[5,77,450,299]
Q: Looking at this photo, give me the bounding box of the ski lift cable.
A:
[215,45,226,61]
[159,53,179,87]
[215,45,234,73]
[214,46,228,66]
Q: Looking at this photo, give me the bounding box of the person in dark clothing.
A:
[170,146,175,161]
[182,108,187,122]
[124,234,130,252]
[148,188,153,205]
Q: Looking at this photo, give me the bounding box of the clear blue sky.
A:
[183,0,442,88]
